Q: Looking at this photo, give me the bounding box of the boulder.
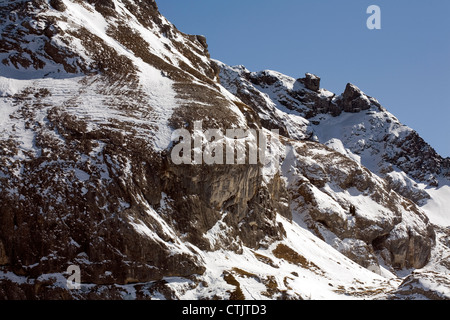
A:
[302,73,321,92]
[340,83,372,113]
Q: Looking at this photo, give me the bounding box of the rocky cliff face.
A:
[0,0,448,300]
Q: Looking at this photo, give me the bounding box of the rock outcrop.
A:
[336,83,381,113]
[0,0,290,298]
[280,140,434,271]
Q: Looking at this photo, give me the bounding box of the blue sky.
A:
[158,0,450,157]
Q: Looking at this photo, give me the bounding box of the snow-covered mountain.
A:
[0,0,449,300]
[217,62,450,224]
